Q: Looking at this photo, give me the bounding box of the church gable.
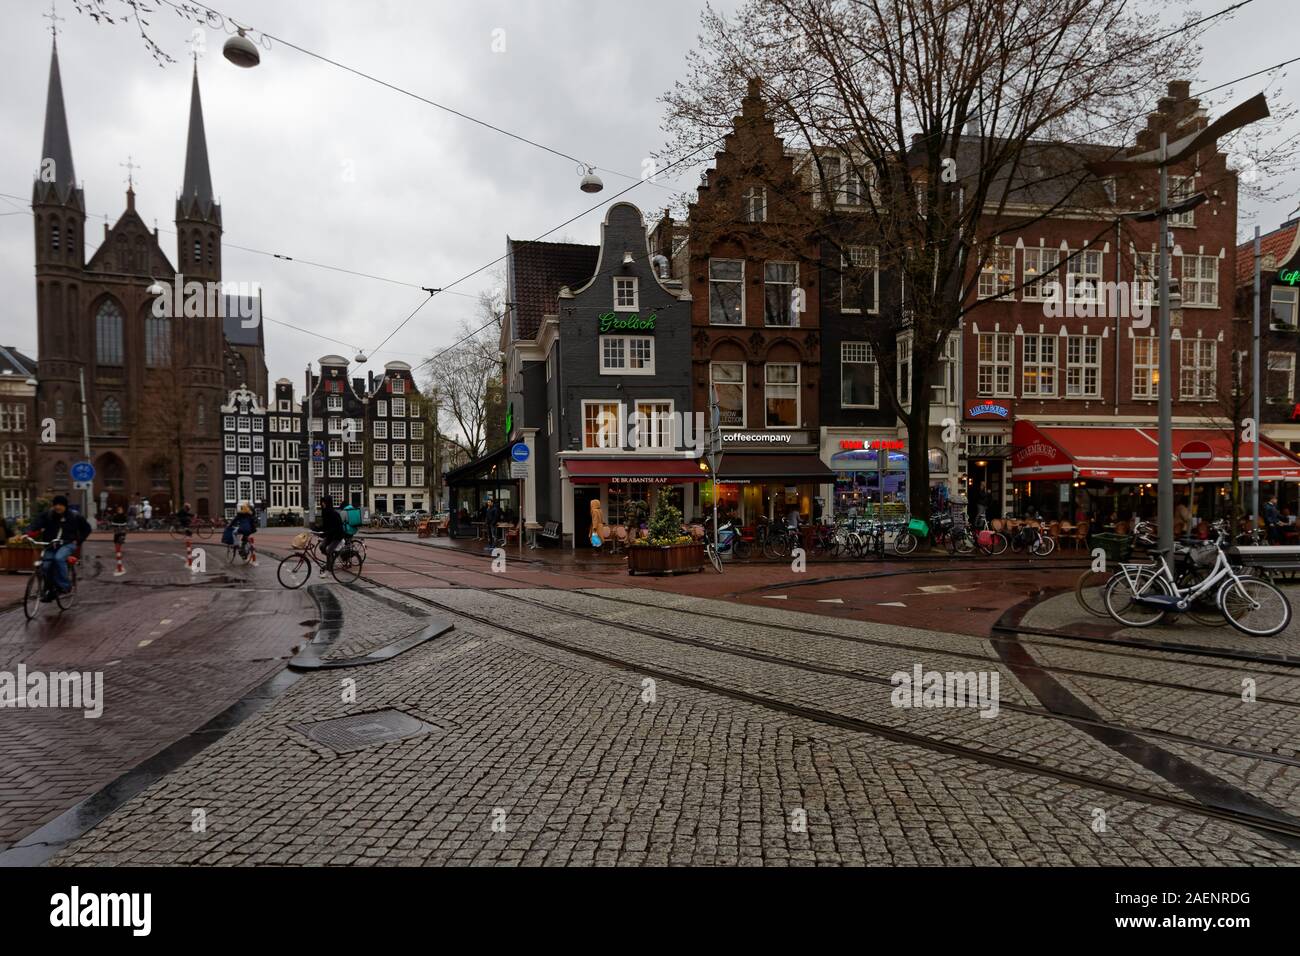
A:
[86,205,175,279]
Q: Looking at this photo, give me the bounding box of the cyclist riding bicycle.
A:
[25,495,91,602]
[224,502,257,553]
[177,501,195,534]
[315,495,346,577]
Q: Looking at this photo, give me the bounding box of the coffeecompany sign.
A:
[722,431,810,446]
[598,312,656,333]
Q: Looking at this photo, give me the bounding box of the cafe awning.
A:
[716,453,835,481]
[1010,421,1300,483]
[564,458,708,483]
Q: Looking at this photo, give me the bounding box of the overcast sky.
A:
[2,0,1298,388]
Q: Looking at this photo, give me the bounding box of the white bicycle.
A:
[1104,534,1292,636]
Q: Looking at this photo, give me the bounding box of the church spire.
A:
[38,37,77,202]
[180,62,214,212]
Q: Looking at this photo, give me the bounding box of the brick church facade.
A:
[31,39,265,518]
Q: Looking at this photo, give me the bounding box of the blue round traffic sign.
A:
[511,443,530,463]
[70,461,95,483]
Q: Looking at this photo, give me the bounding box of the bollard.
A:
[248,533,257,566]
[114,540,125,576]
[185,532,193,570]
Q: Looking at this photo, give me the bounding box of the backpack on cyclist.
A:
[340,504,362,538]
[221,524,236,546]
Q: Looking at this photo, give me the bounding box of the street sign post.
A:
[70,461,95,484]
[1178,440,1214,528]
[510,443,530,463]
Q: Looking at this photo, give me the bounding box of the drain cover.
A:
[291,709,441,753]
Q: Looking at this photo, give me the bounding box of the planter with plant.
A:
[626,500,704,575]
[0,534,41,574]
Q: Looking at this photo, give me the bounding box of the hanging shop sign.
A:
[839,439,905,451]
[598,312,657,333]
[965,399,1012,420]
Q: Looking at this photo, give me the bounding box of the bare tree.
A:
[662,0,1223,519]
[137,366,197,510]
[423,288,505,462]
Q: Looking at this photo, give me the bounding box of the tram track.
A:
[338,566,1300,851]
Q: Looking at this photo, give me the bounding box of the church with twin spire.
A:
[32,35,266,517]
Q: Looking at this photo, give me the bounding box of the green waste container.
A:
[1091,532,1132,563]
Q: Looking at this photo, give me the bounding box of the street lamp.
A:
[1088,92,1269,556]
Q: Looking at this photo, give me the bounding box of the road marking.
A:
[762,595,788,600]
[137,639,153,648]
[877,601,908,607]
[817,598,845,604]
[160,619,172,625]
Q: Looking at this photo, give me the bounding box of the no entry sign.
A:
[1178,440,1214,473]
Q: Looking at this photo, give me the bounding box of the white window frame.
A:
[1022,246,1061,302]
[1065,335,1102,399]
[977,333,1014,398]
[1132,335,1158,399]
[764,363,800,429]
[1169,175,1196,227]
[1271,286,1299,327]
[708,258,744,326]
[1181,254,1218,307]
[582,400,623,450]
[600,335,655,375]
[1066,248,1103,304]
[1179,339,1216,401]
[1267,351,1296,404]
[614,276,639,312]
[633,400,674,450]
[743,186,767,223]
[840,341,878,409]
[1022,334,1056,398]
[978,245,1014,300]
[840,246,879,315]
[710,361,746,429]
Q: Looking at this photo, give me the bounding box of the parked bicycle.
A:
[276,531,364,587]
[23,535,79,621]
[1008,515,1056,557]
[1104,530,1290,636]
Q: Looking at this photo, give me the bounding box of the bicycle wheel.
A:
[1219,575,1292,637]
[55,569,77,611]
[1104,569,1169,628]
[196,521,214,539]
[331,547,364,584]
[169,524,184,541]
[706,546,723,573]
[951,530,975,556]
[23,573,45,621]
[1176,567,1229,627]
[765,534,790,559]
[894,531,918,556]
[733,539,752,560]
[986,532,1009,556]
[1030,534,1056,557]
[1075,569,1113,618]
[277,553,312,589]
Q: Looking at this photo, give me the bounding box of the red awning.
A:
[564,458,708,484]
[1010,422,1300,484]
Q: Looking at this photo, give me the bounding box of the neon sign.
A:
[599,312,656,333]
[1280,269,1300,286]
[840,439,905,451]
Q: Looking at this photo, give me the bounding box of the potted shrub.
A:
[626,500,705,575]
[0,532,41,574]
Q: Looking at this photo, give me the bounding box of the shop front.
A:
[959,399,1013,519]
[708,430,835,526]
[825,436,907,518]
[444,443,519,537]
[562,457,708,548]
[1009,419,1300,524]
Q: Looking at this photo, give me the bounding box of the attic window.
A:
[743,186,767,223]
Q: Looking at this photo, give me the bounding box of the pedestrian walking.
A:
[485,497,501,548]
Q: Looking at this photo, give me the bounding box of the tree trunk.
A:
[906,352,934,521]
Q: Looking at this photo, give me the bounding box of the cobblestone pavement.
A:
[0,536,313,851]
[49,568,1300,866]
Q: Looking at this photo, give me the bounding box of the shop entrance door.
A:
[968,460,1004,519]
[574,487,602,548]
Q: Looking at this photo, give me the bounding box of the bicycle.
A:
[276,532,364,587]
[970,516,1009,556]
[1104,532,1291,636]
[23,536,79,621]
[1008,518,1055,557]
[170,518,213,540]
[763,523,799,559]
[894,516,927,556]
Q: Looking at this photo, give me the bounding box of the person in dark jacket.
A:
[316,495,346,574]
[26,495,92,600]
[177,502,194,533]
[485,497,501,548]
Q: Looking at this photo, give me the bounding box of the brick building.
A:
[950,81,1255,521]
[266,378,305,519]
[365,361,434,516]
[675,79,833,526]
[304,356,367,514]
[0,347,38,522]
[30,42,265,518]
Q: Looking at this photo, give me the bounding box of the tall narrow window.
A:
[96,301,124,366]
[709,259,743,325]
[897,336,912,405]
[710,362,745,427]
[1267,352,1295,404]
[1181,254,1218,307]
[1169,176,1196,227]
[1179,339,1216,400]
[764,262,798,326]
[1022,335,1056,397]
[1065,335,1101,398]
[742,186,766,223]
[841,342,877,408]
[51,222,60,252]
[1133,336,1157,399]
[977,333,1013,397]
[145,316,172,367]
[1066,248,1103,304]
[1022,247,1062,302]
[841,246,878,313]
[102,397,123,431]
[764,364,799,427]
[614,277,638,311]
[978,246,1014,299]
[582,401,622,449]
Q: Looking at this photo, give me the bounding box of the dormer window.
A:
[743,186,767,223]
[614,276,638,311]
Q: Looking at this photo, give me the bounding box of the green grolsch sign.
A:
[598,311,656,333]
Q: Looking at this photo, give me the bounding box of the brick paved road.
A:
[46,544,1300,865]
[0,534,313,851]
